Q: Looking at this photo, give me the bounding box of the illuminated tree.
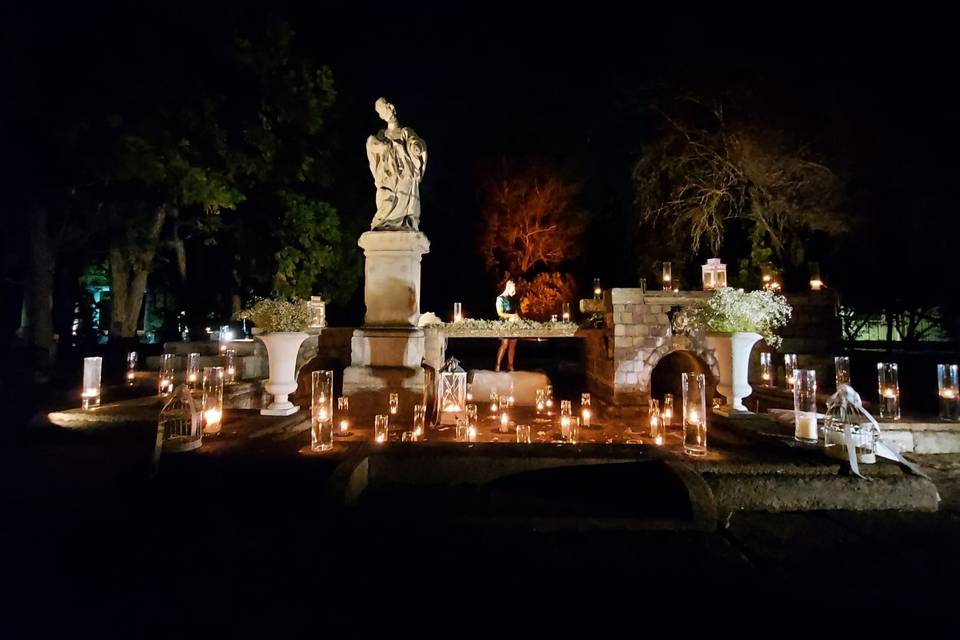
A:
[479,163,586,319]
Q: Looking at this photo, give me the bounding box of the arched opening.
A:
[648,350,715,406]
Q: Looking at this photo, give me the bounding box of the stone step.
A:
[163,339,262,356]
[144,353,268,381]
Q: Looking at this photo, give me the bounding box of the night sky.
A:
[4,2,957,324]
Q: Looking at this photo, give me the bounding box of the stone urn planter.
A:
[705,332,762,414]
[258,332,310,416]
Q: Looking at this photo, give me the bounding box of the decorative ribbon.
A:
[828,384,930,480]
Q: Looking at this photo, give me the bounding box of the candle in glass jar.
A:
[389,392,399,415]
[467,425,477,442]
[499,411,510,433]
[795,414,818,441]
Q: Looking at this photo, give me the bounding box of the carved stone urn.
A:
[705,332,762,414]
[259,332,310,416]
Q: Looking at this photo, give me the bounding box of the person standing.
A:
[495,280,519,372]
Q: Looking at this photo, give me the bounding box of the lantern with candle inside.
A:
[413,403,426,439]
[186,352,201,389]
[793,369,818,443]
[309,296,326,329]
[580,392,592,428]
[662,393,674,426]
[661,262,672,291]
[453,302,463,322]
[388,392,399,417]
[158,353,175,396]
[682,372,707,456]
[201,366,224,435]
[336,396,352,436]
[437,357,467,425]
[545,385,554,413]
[834,355,851,390]
[783,354,798,389]
[562,302,571,322]
[125,351,138,386]
[760,352,774,388]
[489,390,500,414]
[808,262,824,292]
[938,364,959,421]
[81,356,102,410]
[877,362,901,420]
[224,349,238,384]
[374,414,389,444]
[516,424,532,444]
[536,389,546,416]
[159,384,203,453]
[701,258,727,291]
[559,400,573,440]
[593,277,602,300]
[310,370,333,451]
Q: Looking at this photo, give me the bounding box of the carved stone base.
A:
[350,327,424,369]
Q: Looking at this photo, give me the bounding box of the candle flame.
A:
[339,420,349,433]
[204,407,222,425]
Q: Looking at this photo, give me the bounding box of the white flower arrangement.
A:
[673,287,792,349]
[235,297,312,333]
[442,318,579,338]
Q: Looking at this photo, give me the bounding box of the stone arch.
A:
[641,337,720,403]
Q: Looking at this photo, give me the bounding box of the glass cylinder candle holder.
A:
[81,356,102,410]
[374,415,389,444]
[562,302,571,322]
[938,364,959,421]
[516,424,532,444]
[567,417,580,444]
[793,369,818,443]
[835,356,851,390]
[455,420,469,442]
[760,352,773,387]
[661,261,672,291]
[413,403,426,439]
[593,278,602,300]
[337,396,351,436]
[309,296,326,329]
[580,392,592,428]
[783,354,798,389]
[453,302,463,322]
[648,398,663,443]
[126,351,138,386]
[201,366,224,435]
[224,349,238,384]
[809,262,824,291]
[159,353,175,396]
[186,352,201,389]
[218,325,232,354]
[499,411,511,433]
[490,390,499,414]
[662,393,674,426]
[311,370,333,426]
[467,423,478,442]
[682,373,707,456]
[536,389,545,415]
[877,362,901,420]
[389,392,399,416]
[466,403,478,428]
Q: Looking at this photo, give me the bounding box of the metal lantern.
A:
[437,357,467,425]
[159,385,203,453]
[309,296,326,329]
[701,258,727,290]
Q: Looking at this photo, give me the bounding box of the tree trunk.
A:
[109,205,167,338]
[23,207,55,368]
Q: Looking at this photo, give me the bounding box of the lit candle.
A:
[375,432,386,444]
[126,371,135,382]
[795,414,818,441]
[810,279,824,292]
[339,419,350,434]
[467,425,477,442]
[389,393,399,415]
[581,407,591,428]
[942,389,957,400]
[655,434,664,446]
[499,411,510,433]
[204,407,222,426]
[560,415,571,439]
[882,387,896,399]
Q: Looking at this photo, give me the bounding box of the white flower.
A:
[673,287,792,349]
[236,297,311,333]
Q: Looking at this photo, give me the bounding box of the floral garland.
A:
[440,318,580,338]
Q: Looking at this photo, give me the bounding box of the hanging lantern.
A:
[701,258,727,290]
[437,357,467,425]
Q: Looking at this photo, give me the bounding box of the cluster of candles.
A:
[647,392,677,447]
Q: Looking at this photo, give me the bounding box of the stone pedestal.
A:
[343,231,431,399]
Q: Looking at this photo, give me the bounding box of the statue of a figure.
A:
[366,97,427,231]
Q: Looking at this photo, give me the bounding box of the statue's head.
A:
[374,97,397,122]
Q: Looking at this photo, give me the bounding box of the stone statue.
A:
[366,98,427,231]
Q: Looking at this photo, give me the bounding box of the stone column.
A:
[342,231,431,404]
